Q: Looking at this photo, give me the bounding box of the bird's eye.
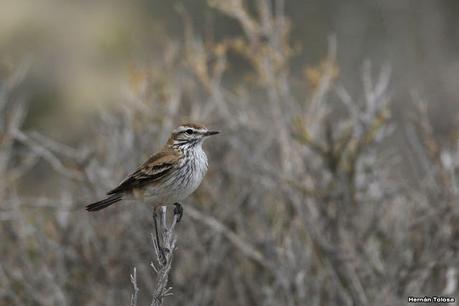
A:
[186,129,193,135]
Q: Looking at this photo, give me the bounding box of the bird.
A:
[86,122,219,231]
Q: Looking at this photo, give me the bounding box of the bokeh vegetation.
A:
[1,0,459,305]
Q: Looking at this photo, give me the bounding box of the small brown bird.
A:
[86,122,219,222]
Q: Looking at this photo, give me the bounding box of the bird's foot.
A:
[173,203,183,223]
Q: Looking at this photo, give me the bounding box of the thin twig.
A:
[150,207,178,306]
[130,267,139,306]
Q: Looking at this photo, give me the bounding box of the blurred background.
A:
[1,0,459,305]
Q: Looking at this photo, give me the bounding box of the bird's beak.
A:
[204,130,220,136]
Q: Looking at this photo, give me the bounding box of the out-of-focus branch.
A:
[11,129,83,181]
[186,206,271,271]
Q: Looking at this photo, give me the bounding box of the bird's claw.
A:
[173,203,183,223]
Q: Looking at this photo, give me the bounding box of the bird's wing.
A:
[107,149,181,195]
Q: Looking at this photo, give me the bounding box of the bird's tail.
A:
[86,194,123,211]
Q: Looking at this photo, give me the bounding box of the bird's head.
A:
[168,122,219,148]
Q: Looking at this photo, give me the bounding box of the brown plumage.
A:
[106,149,181,195]
[85,122,219,212]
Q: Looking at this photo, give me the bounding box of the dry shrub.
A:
[1,1,458,306]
